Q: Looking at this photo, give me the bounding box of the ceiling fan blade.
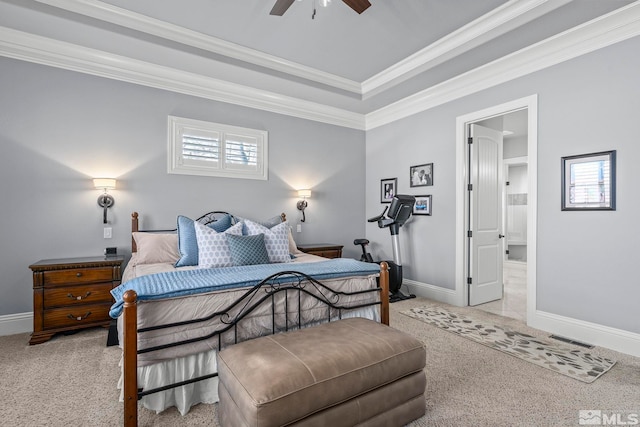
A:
[270,0,296,16]
[343,0,371,14]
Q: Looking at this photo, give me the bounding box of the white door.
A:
[468,124,504,305]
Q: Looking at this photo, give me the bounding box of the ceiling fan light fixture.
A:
[270,0,369,17]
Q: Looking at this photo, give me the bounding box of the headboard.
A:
[130,211,287,253]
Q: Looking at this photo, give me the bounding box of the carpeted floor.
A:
[1,297,638,427]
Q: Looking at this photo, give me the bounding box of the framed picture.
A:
[380,178,397,203]
[410,163,433,187]
[413,195,432,215]
[561,150,616,211]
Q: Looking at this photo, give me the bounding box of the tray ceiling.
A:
[0,0,637,126]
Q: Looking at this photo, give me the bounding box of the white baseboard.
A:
[529,310,640,358]
[0,312,33,336]
[403,279,459,306]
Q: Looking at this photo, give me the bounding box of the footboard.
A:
[123,262,389,426]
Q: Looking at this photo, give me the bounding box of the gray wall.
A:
[365,36,640,334]
[0,57,366,316]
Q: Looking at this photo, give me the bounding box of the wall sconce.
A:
[93,178,116,224]
[297,189,311,222]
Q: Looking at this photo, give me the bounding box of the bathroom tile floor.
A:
[476,261,527,322]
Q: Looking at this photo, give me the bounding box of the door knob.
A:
[498,234,505,239]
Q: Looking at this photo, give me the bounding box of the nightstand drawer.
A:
[297,244,343,259]
[43,267,114,286]
[314,249,341,259]
[43,303,112,329]
[44,283,114,308]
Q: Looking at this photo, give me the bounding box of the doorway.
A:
[475,110,528,321]
[454,95,538,326]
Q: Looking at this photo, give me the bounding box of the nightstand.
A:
[297,243,343,259]
[29,255,124,345]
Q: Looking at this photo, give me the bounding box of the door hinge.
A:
[467,137,473,145]
[467,230,472,238]
[467,277,472,285]
[467,183,473,191]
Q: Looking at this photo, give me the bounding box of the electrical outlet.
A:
[296,224,302,233]
[104,227,112,239]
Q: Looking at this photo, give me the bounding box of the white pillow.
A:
[194,221,243,268]
[243,220,292,263]
[288,226,301,254]
[132,232,180,265]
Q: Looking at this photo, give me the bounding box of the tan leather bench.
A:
[217,317,426,426]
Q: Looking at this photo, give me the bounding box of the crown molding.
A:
[34,0,570,99]
[0,2,638,131]
[365,1,640,130]
[34,0,362,94]
[361,0,572,98]
[0,26,366,130]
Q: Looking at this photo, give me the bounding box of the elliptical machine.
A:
[354,194,417,303]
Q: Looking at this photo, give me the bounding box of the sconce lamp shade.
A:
[298,189,311,198]
[93,178,116,190]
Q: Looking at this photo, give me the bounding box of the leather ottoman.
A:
[217,317,426,426]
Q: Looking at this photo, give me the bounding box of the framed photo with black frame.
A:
[413,195,432,215]
[380,178,397,203]
[410,163,433,187]
[561,150,616,211]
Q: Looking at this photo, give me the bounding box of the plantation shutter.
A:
[168,116,268,180]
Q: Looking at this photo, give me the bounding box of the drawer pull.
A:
[67,312,92,321]
[76,272,83,277]
[67,292,91,301]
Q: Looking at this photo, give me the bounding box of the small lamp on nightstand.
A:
[297,189,311,222]
[93,178,116,224]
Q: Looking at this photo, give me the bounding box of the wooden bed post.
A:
[379,262,390,326]
[123,290,138,427]
[131,212,139,253]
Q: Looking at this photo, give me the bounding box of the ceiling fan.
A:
[270,0,372,16]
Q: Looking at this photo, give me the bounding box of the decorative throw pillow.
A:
[208,214,234,232]
[226,233,270,266]
[176,214,233,267]
[194,221,243,268]
[235,214,283,229]
[132,232,180,265]
[243,220,292,263]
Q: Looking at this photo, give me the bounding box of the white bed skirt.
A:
[118,307,379,415]
[118,349,220,415]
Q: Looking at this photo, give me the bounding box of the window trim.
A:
[168,115,268,180]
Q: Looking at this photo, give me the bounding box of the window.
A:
[168,116,268,180]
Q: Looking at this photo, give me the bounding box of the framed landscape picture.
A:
[410,163,433,187]
[380,178,397,203]
[413,195,432,215]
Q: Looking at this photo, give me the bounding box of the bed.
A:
[112,211,390,426]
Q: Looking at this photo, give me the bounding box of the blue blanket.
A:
[110,258,380,318]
